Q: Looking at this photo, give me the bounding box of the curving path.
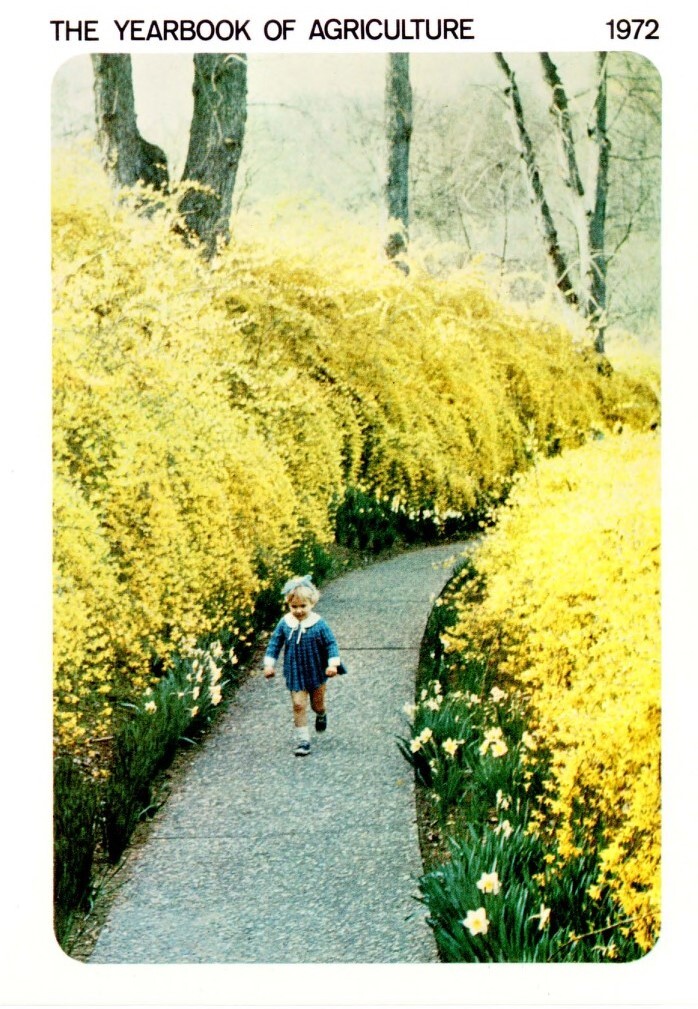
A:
[90,543,467,963]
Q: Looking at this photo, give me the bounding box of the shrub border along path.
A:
[89,543,466,963]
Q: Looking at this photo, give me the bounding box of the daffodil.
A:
[410,738,422,753]
[529,903,551,930]
[144,700,157,714]
[490,686,507,702]
[494,819,513,838]
[419,727,433,744]
[476,871,501,895]
[442,738,459,757]
[463,907,490,936]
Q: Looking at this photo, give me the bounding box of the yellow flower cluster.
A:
[52,160,297,755]
[52,151,659,766]
[445,431,660,951]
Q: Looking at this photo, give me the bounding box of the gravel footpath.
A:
[90,543,466,963]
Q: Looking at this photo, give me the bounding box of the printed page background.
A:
[3,2,696,1005]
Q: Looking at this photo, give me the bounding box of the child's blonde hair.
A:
[282,575,320,606]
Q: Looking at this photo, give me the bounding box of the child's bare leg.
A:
[310,683,326,715]
[291,690,309,727]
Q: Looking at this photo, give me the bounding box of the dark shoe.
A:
[315,712,327,733]
[294,739,311,757]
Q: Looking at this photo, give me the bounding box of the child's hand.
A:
[326,665,338,678]
[264,667,275,679]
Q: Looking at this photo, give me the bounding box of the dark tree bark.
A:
[495,53,579,309]
[179,54,248,258]
[539,52,585,200]
[384,54,413,268]
[91,55,168,192]
[587,53,610,353]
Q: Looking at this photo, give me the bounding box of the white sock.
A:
[295,726,310,742]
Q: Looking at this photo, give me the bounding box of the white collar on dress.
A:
[283,612,321,630]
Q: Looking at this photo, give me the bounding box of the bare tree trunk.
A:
[91,55,168,192]
[384,53,412,269]
[539,52,591,298]
[494,53,579,309]
[179,54,248,258]
[539,53,585,199]
[588,53,610,353]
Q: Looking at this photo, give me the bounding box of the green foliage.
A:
[419,828,642,962]
[53,756,97,945]
[101,643,235,862]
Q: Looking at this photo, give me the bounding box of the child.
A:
[263,575,342,756]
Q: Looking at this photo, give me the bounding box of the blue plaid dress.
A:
[264,613,340,692]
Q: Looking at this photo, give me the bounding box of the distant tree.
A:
[409,89,532,276]
[495,52,611,351]
[91,53,248,257]
[384,53,413,269]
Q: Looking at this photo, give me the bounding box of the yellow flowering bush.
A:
[443,431,660,951]
[53,150,658,768]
